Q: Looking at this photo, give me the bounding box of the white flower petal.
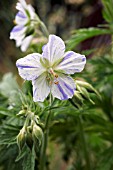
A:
[55,51,86,74]
[15,11,28,26]
[32,74,50,102]
[19,0,27,9]
[15,35,25,47]
[16,1,26,13]
[27,5,36,19]
[16,53,46,80]
[51,75,76,100]
[42,35,65,65]
[10,25,26,40]
[21,35,33,52]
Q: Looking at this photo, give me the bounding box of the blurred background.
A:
[1,1,113,170]
[0,0,109,76]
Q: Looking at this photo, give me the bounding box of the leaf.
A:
[96,145,113,170]
[66,28,112,50]
[102,0,113,23]
[22,146,35,170]
[15,145,29,162]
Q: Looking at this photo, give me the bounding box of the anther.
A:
[13,20,17,25]
[55,74,58,78]
[54,81,59,85]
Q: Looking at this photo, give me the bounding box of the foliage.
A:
[0,0,113,170]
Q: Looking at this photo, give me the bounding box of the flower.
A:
[10,0,38,52]
[16,34,86,102]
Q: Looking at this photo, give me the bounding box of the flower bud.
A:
[32,124,43,147]
[17,127,26,151]
[72,91,84,108]
[26,126,33,150]
[76,80,101,99]
[74,91,84,102]
[17,110,26,116]
[77,85,95,104]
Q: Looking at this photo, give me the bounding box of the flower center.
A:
[46,68,59,85]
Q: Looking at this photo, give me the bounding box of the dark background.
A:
[0,0,106,76]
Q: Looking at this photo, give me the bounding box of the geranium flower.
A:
[10,0,38,52]
[16,35,86,102]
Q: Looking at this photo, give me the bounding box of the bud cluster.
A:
[17,110,43,152]
[71,80,101,108]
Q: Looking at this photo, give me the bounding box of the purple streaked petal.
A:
[51,75,76,100]
[62,51,75,61]
[57,84,68,100]
[55,51,86,74]
[82,57,86,62]
[16,53,45,81]
[16,64,38,69]
[16,11,27,19]
[42,34,65,64]
[11,25,24,33]
[64,82,76,93]
[10,26,27,41]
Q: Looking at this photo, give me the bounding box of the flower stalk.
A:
[39,94,52,170]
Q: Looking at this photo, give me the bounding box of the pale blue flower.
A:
[16,35,86,102]
[10,0,37,52]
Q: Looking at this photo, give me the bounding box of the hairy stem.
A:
[39,94,52,170]
[40,21,49,38]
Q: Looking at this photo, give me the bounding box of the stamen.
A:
[54,81,59,85]
[48,68,59,85]
[46,77,50,80]
[49,68,58,78]
[55,74,58,78]
[13,20,17,25]
[49,68,54,75]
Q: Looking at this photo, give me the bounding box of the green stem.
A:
[31,17,49,38]
[111,35,113,59]
[40,21,49,38]
[40,94,52,170]
[78,115,91,170]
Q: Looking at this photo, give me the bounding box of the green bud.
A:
[74,91,84,102]
[73,91,84,108]
[26,126,33,150]
[77,85,95,104]
[17,110,26,116]
[76,80,101,99]
[32,124,43,147]
[17,127,26,151]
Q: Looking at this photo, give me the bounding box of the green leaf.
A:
[96,145,113,170]
[66,28,112,50]
[102,0,113,23]
[15,145,28,162]
[22,146,35,170]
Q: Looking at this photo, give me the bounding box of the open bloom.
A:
[10,0,38,52]
[16,35,86,102]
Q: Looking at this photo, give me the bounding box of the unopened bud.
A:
[74,91,84,102]
[77,85,95,104]
[26,126,33,150]
[17,110,26,116]
[32,124,43,147]
[17,127,26,151]
[73,91,84,108]
[76,80,101,99]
